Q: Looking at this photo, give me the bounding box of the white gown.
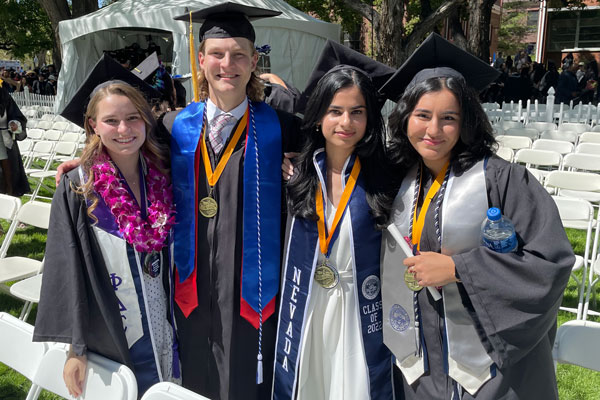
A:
[296,200,369,399]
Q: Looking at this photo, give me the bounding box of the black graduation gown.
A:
[163,107,301,400]
[33,170,173,382]
[0,95,30,196]
[396,156,574,399]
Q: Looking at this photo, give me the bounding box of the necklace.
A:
[91,151,175,253]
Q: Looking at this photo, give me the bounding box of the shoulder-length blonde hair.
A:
[196,39,265,102]
[75,81,169,220]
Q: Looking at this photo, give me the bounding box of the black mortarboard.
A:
[60,54,161,128]
[297,40,396,113]
[131,52,160,81]
[174,2,281,43]
[379,33,500,102]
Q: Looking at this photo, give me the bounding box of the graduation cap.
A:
[380,33,500,102]
[60,54,162,128]
[131,52,160,81]
[296,40,396,114]
[174,2,281,43]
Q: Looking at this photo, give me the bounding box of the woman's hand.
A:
[403,252,459,287]
[282,152,299,181]
[63,353,87,398]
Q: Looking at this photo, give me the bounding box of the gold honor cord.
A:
[314,158,361,288]
[411,161,450,251]
[190,11,200,103]
[198,110,249,217]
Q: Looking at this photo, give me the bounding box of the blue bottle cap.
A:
[487,207,501,221]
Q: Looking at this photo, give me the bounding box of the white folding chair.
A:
[561,122,592,134]
[32,345,138,400]
[495,146,514,162]
[51,121,69,132]
[563,153,600,173]
[29,141,78,200]
[36,120,52,131]
[26,128,45,142]
[142,382,210,400]
[0,194,21,257]
[40,114,55,122]
[553,320,600,371]
[532,139,574,155]
[553,196,596,319]
[499,120,524,132]
[527,121,557,133]
[61,132,81,144]
[0,202,51,302]
[592,125,600,132]
[576,142,600,155]
[579,132,600,144]
[514,149,562,181]
[495,135,532,151]
[545,171,600,205]
[505,127,539,140]
[10,274,44,321]
[0,312,48,400]
[540,129,578,144]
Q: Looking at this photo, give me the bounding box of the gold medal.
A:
[199,196,218,218]
[314,260,339,289]
[404,268,422,291]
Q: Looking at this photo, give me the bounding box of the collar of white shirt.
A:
[206,98,248,125]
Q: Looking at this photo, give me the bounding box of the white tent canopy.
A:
[55,0,340,112]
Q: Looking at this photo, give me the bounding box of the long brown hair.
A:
[196,39,265,102]
[75,82,169,221]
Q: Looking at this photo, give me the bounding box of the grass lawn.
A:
[0,189,599,398]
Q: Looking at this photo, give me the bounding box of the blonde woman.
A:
[34,80,178,398]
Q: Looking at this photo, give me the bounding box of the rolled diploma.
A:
[387,223,442,301]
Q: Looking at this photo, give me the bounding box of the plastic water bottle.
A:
[481,207,517,253]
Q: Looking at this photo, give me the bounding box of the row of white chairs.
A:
[484,100,600,125]
[496,137,600,159]
[0,197,51,320]
[552,195,600,320]
[0,312,208,400]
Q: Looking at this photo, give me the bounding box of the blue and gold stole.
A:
[272,150,393,399]
[170,100,282,328]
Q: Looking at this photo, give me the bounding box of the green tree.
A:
[0,0,53,59]
[497,2,533,57]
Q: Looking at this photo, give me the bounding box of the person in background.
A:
[0,82,29,196]
[556,61,580,104]
[380,33,573,399]
[34,57,179,398]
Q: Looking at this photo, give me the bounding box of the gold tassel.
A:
[190,11,200,103]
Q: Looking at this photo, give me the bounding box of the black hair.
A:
[287,68,395,229]
[387,75,496,174]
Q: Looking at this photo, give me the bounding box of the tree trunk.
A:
[37,0,70,70]
[72,0,98,18]
[375,0,405,66]
[467,0,496,62]
[448,6,468,51]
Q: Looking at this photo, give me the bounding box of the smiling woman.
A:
[272,40,399,400]
[33,70,178,398]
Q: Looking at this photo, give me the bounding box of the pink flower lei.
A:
[91,151,175,253]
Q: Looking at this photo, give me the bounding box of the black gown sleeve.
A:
[451,157,574,369]
[275,109,302,154]
[33,171,132,366]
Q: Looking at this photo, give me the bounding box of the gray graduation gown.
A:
[395,156,574,399]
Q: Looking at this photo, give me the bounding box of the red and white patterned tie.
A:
[209,112,235,154]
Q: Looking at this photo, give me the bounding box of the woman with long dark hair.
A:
[0,83,29,196]
[272,41,397,400]
[381,33,573,400]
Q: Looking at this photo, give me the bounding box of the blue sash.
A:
[170,101,282,324]
[272,151,393,399]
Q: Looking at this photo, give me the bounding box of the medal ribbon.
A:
[412,161,449,251]
[315,158,361,257]
[200,108,249,187]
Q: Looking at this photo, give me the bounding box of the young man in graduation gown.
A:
[163,4,301,399]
